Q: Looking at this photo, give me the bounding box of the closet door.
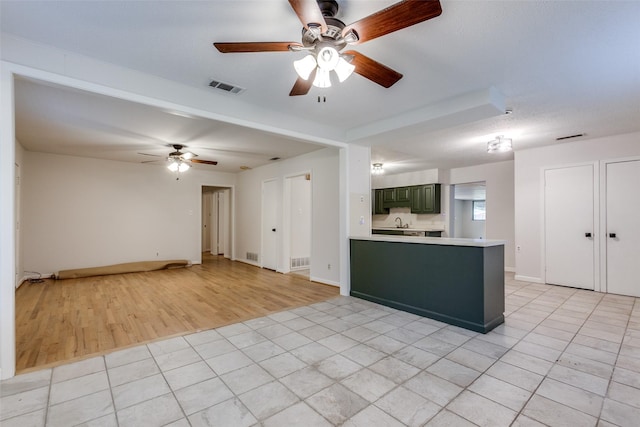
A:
[606,160,640,297]
[544,165,595,289]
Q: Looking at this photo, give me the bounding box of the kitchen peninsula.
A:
[350,235,505,333]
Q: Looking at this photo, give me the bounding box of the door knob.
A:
[609,233,617,238]
[272,228,276,232]
[585,232,592,238]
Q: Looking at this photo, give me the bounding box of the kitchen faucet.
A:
[395,217,403,228]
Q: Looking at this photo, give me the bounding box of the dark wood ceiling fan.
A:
[139,144,218,166]
[213,0,442,96]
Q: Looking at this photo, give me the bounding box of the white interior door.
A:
[201,193,212,252]
[219,190,230,258]
[544,165,595,289]
[262,180,278,270]
[606,159,640,297]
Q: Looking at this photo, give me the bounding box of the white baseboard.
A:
[237,258,261,268]
[505,267,515,273]
[514,275,544,284]
[310,276,340,287]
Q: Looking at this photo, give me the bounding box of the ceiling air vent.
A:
[209,79,245,95]
[556,133,585,141]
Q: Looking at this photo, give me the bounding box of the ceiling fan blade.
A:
[345,50,403,88]
[214,42,302,53]
[289,69,316,96]
[137,152,162,157]
[288,0,328,33]
[191,159,218,166]
[342,0,442,45]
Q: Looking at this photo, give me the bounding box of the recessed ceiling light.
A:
[269,157,281,161]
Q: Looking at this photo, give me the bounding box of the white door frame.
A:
[600,155,640,294]
[199,184,235,262]
[541,162,600,291]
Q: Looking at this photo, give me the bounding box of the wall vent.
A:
[290,257,310,270]
[209,79,245,95]
[246,252,259,262]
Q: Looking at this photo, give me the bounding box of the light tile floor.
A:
[2,274,640,426]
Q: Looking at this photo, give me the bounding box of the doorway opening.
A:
[284,173,312,280]
[201,186,232,259]
[452,182,486,239]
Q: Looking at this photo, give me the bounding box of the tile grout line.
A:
[503,281,614,425]
[595,296,639,426]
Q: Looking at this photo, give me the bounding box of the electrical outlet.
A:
[516,246,521,252]
[327,264,331,270]
[359,216,365,225]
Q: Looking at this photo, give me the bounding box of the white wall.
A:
[290,176,311,262]
[348,144,372,238]
[235,147,341,286]
[515,131,640,282]
[372,168,440,189]
[454,199,486,239]
[450,161,515,270]
[22,151,237,274]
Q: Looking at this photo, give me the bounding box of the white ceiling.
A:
[2,1,639,173]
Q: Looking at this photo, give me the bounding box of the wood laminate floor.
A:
[15,254,338,373]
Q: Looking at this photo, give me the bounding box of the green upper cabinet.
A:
[382,186,411,208]
[410,184,441,214]
[382,188,396,205]
[396,187,410,203]
[410,186,424,212]
[372,189,389,214]
[378,184,441,212]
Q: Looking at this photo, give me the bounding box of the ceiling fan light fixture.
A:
[487,136,513,153]
[178,161,191,173]
[167,158,191,173]
[334,56,355,82]
[316,46,340,70]
[293,55,317,80]
[167,159,180,172]
[312,68,332,88]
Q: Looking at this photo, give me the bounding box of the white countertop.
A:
[351,234,506,247]
[372,226,445,232]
